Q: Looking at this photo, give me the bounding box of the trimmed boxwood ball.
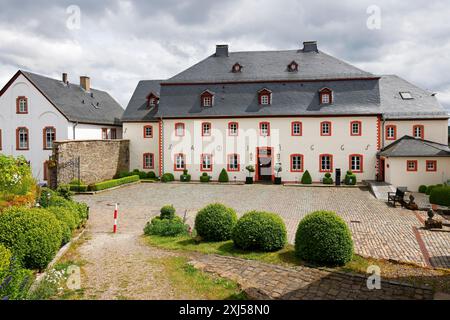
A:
[0,207,63,270]
[295,211,353,266]
[301,170,312,184]
[344,171,357,185]
[232,211,287,252]
[323,172,333,185]
[144,216,188,237]
[160,205,176,220]
[195,203,237,241]
[161,173,175,182]
[418,185,427,193]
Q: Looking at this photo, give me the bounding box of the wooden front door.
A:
[257,147,273,181]
[379,158,385,181]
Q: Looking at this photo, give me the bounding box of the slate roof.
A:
[3,70,124,125]
[378,136,450,157]
[121,80,162,122]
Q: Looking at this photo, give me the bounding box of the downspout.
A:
[72,121,78,140]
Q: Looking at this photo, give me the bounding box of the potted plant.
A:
[274,164,282,185]
[245,165,255,184]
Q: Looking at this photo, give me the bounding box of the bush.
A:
[295,211,353,266]
[56,185,73,200]
[89,175,139,191]
[200,173,211,183]
[0,155,35,197]
[161,173,175,183]
[323,172,333,185]
[160,205,176,220]
[195,203,237,241]
[0,207,63,270]
[69,184,88,192]
[426,185,436,195]
[146,171,156,179]
[218,169,229,183]
[0,255,32,300]
[418,185,427,193]
[180,169,192,182]
[69,179,84,185]
[0,243,11,272]
[344,171,357,185]
[301,170,312,184]
[144,216,188,237]
[429,186,450,207]
[46,207,78,245]
[232,211,287,252]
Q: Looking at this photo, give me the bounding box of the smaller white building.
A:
[0,70,123,183]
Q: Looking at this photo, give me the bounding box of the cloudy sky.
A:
[0,0,449,115]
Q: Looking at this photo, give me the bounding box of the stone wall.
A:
[53,140,130,185]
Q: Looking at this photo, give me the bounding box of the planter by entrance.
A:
[274,177,282,185]
[246,177,254,184]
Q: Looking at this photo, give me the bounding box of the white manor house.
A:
[122,41,450,191]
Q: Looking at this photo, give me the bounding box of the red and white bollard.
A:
[113,203,118,233]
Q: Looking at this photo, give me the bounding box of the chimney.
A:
[302,41,318,53]
[80,76,90,92]
[215,44,229,57]
[62,73,68,84]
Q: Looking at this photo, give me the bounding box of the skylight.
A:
[399,92,413,100]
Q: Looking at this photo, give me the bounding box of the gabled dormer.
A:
[146,92,159,108]
[258,88,272,105]
[288,60,299,72]
[319,87,333,104]
[200,90,215,107]
[232,63,243,73]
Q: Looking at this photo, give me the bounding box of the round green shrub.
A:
[200,173,211,183]
[218,169,229,183]
[295,211,353,266]
[418,185,427,193]
[195,203,237,241]
[344,171,357,185]
[160,205,176,220]
[161,173,175,182]
[180,170,191,182]
[426,185,436,195]
[429,186,450,206]
[0,207,63,270]
[46,207,79,245]
[144,216,188,237]
[146,171,156,179]
[323,173,333,184]
[232,211,287,252]
[0,243,11,272]
[301,170,312,184]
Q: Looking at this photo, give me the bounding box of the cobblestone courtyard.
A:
[76,183,450,268]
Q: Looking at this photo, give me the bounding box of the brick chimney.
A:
[80,76,90,92]
[303,41,318,53]
[62,73,68,84]
[215,44,229,57]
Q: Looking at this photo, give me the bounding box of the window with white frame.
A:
[351,122,361,136]
[386,125,396,140]
[143,153,154,169]
[321,122,331,136]
[17,127,29,149]
[144,126,153,138]
[17,97,28,113]
[413,125,424,139]
[426,160,437,172]
[228,122,238,136]
[292,122,302,136]
[175,154,185,171]
[201,154,212,171]
[44,127,55,149]
[350,155,362,172]
[202,122,211,136]
[261,95,270,105]
[260,122,270,136]
[203,96,212,107]
[227,154,239,171]
[291,155,303,172]
[320,155,332,172]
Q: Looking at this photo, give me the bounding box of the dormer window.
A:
[319,88,332,104]
[232,63,243,73]
[146,93,159,108]
[258,88,272,105]
[200,90,214,107]
[288,61,298,72]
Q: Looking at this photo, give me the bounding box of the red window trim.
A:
[319,88,333,104]
[143,153,155,169]
[291,121,302,136]
[43,161,49,181]
[412,125,424,139]
[259,121,270,136]
[16,127,29,150]
[290,154,304,172]
[200,91,214,107]
[200,153,213,172]
[319,154,333,173]
[143,125,153,138]
[228,122,239,136]
[43,126,56,150]
[350,121,362,136]
[174,153,186,171]
[201,122,212,137]
[349,154,364,173]
[175,123,185,137]
[385,125,397,140]
[406,160,418,172]
[320,121,332,136]
[426,160,437,172]
[16,96,28,114]
[227,154,240,172]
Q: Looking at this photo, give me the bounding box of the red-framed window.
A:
[406,160,418,172]
[175,123,185,137]
[43,161,49,181]
[200,91,214,107]
[426,160,437,172]
[258,88,272,105]
[200,154,213,172]
[259,122,270,136]
[202,122,211,136]
[174,153,186,171]
[143,153,154,169]
[413,125,424,139]
[143,125,153,138]
[16,96,28,114]
[350,121,362,136]
[291,121,302,136]
[227,154,240,172]
[386,125,397,140]
[320,121,332,136]
[319,88,332,104]
[319,154,333,172]
[290,154,304,172]
[228,122,238,136]
[349,154,363,173]
[43,127,56,150]
[16,127,29,150]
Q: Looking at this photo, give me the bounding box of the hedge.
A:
[46,206,79,245]
[161,173,175,183]
[89,175,140,191]
[295,211,353,266]
[232,211,287,252]
[0,207,63,270]
[69,184,88,192]
[429,186,450,207]
[0,243,11,271]
[195,203,237,241]
[144,216,188,237]
[301,170,312,184]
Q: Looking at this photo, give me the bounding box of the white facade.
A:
[383,119,448,146]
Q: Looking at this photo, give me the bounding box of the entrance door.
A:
[257,148,273,181]
[379,159,385,181]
